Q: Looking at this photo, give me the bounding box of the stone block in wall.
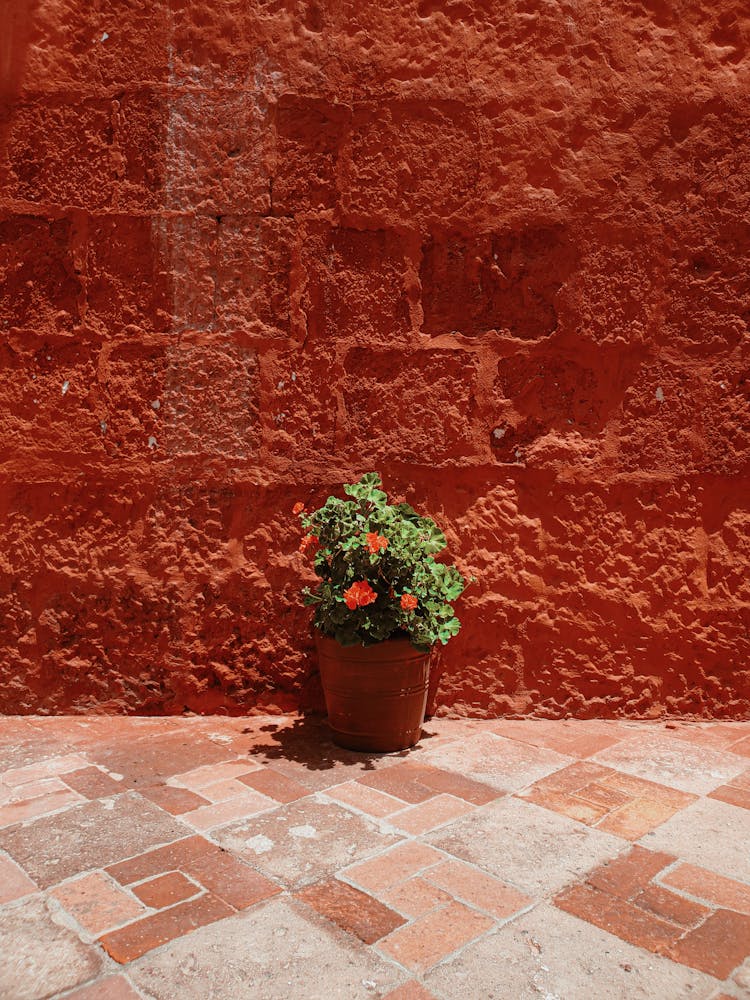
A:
[85,214,172,335]
[0,215,81,334]
[162,339,260,459]
[0,98,115,208]
[420,226,577,339]
[299,224,415,346]
[214,216,293,338]
[341,347,482,466]
[258,346,339,461]
[271,95,349,215]
[163,89,270,215]
[339,101,479,225]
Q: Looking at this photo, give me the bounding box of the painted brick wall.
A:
[1,0,748,717]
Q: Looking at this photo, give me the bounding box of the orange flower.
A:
[299,533,318,553]
[343,580,377,610]
[292,502,305,515]
[400,593,418,612]
[365,532,388,554]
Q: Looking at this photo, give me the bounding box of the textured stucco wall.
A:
[1,0,749,717]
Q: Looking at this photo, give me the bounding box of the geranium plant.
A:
[294,472,466,651]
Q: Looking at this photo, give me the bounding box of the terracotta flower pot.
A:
[314,631,431,753]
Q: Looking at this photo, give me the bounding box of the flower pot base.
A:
[315,633,431,755]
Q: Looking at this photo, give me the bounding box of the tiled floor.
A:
[1,715,749,999]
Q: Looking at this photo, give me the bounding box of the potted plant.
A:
[293,472,466,752]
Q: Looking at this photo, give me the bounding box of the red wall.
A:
[1,1,749,717]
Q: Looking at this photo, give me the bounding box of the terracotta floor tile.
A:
[391,794,476,834]
[576,781,632,811]
[381,877,452,918]
[107,835,219,885]
[666,909,750,978]
[326,780,405,818]
[592,734,748,794]
[602,771,696,808]
[138,783,210,815]
[1,776,69,802]
[378,900,493,972]
[0,851,37,903]
[596,796,685,840]
[517,761,614,798]
[171,759,262,791]
[198,777,258,802]
[236,767,310,803]
[730,736,750,757]
[0,787,84,827]
[98,892,234,963]
[51,872,147,935]
[419,732,573,794]
[382,982,439,1000]
[554,883,680,953]
[215,798,402,891]
[586,846,676,899]
[0,793,191,888]
[488,720,628,758]
[131,871,199,909]
[62,766,126,799]
[2,754,89,787]
[180,789,277,830]
[633,884,710,928]
[661,862,750,914]
[61,975,142,999]
[645,798,750,884]
[413,767,500,805]
[522,788,608,825]
[185,851,281,909]
[357,764,437,804]
[345,842,444,893]
[89,733,233,787]
[424,859,532,919]
[297,877,406,943]
[709,784,750,811]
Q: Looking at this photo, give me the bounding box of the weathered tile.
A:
[554,883,680,953]
[0,793,190,887]
[0,851,37,903]
[378,901,493,972]
[216,799,402,890]
[390,794,476,834]
[128,898,404,998]
[99,892,234,963]
[51,871,147,934]
[382,984,438,1000]
[381,877,452,919]
[107,835,219,885]
[180,789,277,830]
[661,862,750,914]
[0,896,103,999]
[592,735,748,794]
[61,976,143,999]
[633,884,710,928]
[665,909,750,978]
[139,784,210,815]
[0,787,84,827]
[171,759,262,791]
[489,720,628,758]
[427,797,625,897]
[296,878,406,943]
[185,851,280,910]
[644,798,750,883]
[326,781,405,818]
[344,842,444,893]
[131,871,199,909]
[585,846,675,899]
[356,764,437,804]
[237,767,310,803]
[62,767,127,800]
[424,859,532,919]
[418,733,572,793]
[2,754,90,787]
[424,904,717,1000]
[90,734,234,787]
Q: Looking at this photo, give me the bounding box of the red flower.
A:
[400,593,418,612]
[299,533,319,553]
[292,502,305,515]
[343,580,377,610]
[365,532,388,554]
